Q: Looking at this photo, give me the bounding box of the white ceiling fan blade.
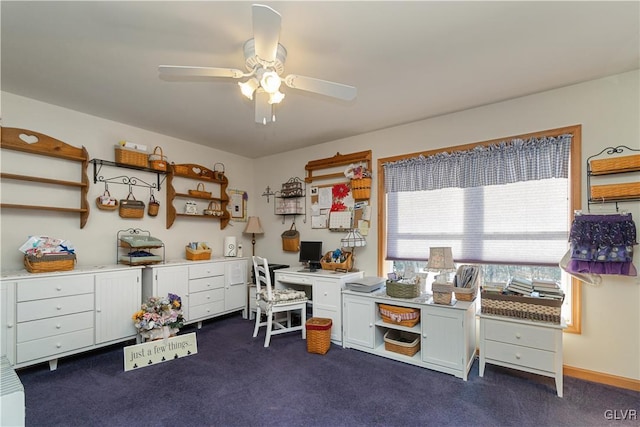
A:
[158,65,244,78]
[254,90,274,125]
[284,75,357,101]
[252,4,281,63]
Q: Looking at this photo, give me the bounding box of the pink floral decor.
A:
[132,293,184,342]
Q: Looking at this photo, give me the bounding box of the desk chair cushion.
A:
[258,288,307,304]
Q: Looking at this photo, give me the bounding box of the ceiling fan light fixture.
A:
[268,90,285,104]
[260,70,281,94]
[238,78,260,100]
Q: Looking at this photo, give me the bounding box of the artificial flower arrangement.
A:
[344,163,371,180]
[132,293,184,340]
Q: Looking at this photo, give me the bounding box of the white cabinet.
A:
[342,290,476,380]
[95,269,142,344]
[275,268,364,345]
[143,258,248,328]
[1,281,16,364]
[1,266,142,370]
[479,314,565,397]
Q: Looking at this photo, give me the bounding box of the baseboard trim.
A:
[564,365,640,392]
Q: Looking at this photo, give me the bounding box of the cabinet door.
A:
[343,295,374,349]
[95,270,142,344]
[1,281,16,365]
[225,260,247,311]
[422,308,463,370]
[314,279,342,342]
[151,266,190,321]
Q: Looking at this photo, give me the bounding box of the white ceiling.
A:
[2,1,639,159]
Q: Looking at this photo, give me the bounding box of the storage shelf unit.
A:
[90,158,167,190]
[0,127,90,228]
[586,145,640,211]
[274,177,306,224]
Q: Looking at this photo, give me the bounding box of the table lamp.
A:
[243,216,264,256]
[426,247,456,284]
[341,228,366,271]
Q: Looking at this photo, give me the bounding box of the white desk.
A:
[273,268,364,345]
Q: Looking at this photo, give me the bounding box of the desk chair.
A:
[252,256,308,347]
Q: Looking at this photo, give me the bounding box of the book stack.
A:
[505,277,534,296]
[532,279,564,301]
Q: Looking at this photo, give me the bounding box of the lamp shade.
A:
[341,229,366,248]
[243,216,264,235]
[426,247,455,272]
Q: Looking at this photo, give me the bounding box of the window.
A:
[377,125,582,333]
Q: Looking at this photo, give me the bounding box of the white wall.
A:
[2,69,639,380]
[252,70,640,380]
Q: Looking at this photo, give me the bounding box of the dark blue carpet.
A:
[16,313,639,426]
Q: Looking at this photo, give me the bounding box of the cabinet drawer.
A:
[484,319,557,351]
[189,289,224,308]
[16,328,94,364]
[17,275,93,302]
[189,263,225,279]
[189,276,225,293]
[484,340,556,373]
[17,311,94,343]
[17,293,94,323]
[189,300,225,320]
[313,281,340,309]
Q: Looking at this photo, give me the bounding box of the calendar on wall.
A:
[329,211,352,231]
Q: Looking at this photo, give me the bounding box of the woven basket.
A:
[96,190,118,211]
[320,251,352,271]
[383,330,420,357]
[480,290,563,324]
[171,163,190,175]
[351,177,371,200]
[432,283,454,305]
[213,162,225,180]
[590,154,640,174]
[306,317,332,355]
[115,146,147,168]
[189,183,212,198]
[454,286,477,301]
[386,279,420,299]
[590,182,640,200]
[24,253,76,273]
[147,196,160,217]
[203,201,223,216]
[119,193,145,218]
[379,304,420,327]
[148,146,168,171]
[186,246,212,261]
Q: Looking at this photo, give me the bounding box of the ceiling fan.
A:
[158,3,357,125]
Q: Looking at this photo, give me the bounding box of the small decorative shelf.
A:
[90,159,167,190]
[587,145,640,211]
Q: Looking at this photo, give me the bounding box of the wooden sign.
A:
[123,332,198,372]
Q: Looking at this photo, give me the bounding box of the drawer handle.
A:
[324,292,328,296]
[515,353,521,360]
[56,324,62,329]
[56,305,62,310]
[56,286,62,291]
[207,296,210,300]
[516,333,521,339]
[56,343,62,349]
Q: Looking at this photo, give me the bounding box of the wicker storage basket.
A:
[189,183,212,198]
[148,146,168,171]
[306,317,332,355]
[454,286,477,301]
[480,290,563,324]
[115,146,147,168]
[590,182,640,200]
[213,162,225,180]
[590,154,640,174]
[383,330,420,357]
[185,246,212,261]
[147,196,160,217]
[351,177,371,200]
[119,193,145,218]
[320,251,352,271]
[24,253,76,273]
[96,190,118,211]
[203,201,223,216]
[432,283,454,305]
[379,304,420,327]
[386,279,420,299]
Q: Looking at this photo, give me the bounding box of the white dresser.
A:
[478,314,565,397]
[274,268,364,344]
[142,258,248,328]
[1,266,142,370]
[343,289,477,380]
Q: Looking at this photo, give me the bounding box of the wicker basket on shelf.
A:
[432,283,454,305]
[378,304,420,327]
[386,278,421,299]
[188,183,212,198]
[115,146,147,168]
[320,252,352,271]
[148,146,168,171]
[24,253,76,273]
[454,286,477,301]
[185,246,212,261]
[383,330,420,356]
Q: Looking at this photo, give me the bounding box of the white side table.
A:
[479,314,565,397]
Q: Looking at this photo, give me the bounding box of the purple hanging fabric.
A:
[565,213,637,276]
